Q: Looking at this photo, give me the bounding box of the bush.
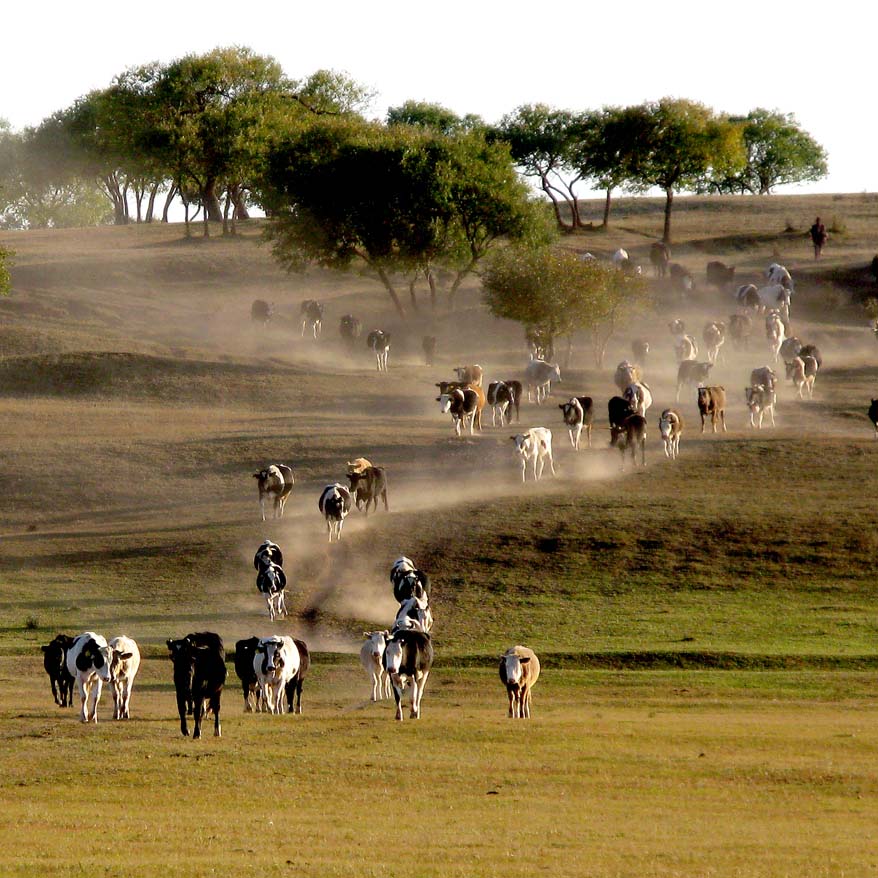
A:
[829,215,847,235]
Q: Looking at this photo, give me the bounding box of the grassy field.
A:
[1,195,877,876]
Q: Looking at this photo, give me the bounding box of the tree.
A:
[492,105,588,231]
[706,109,828,194]
[482,245,649,365]
[260,121,548,316]
[628,98,745,243]
[387,101,483,134]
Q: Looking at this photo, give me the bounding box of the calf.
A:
[360,630,393,702]
[499,645,541,719]
[318,483,353,542]
[611,413,647,470]
[438,388,482,437]
[697,386,727,433]
[256,560,287,621]
[702,321,726,364]
[41,634,75,707]
[746,385,776,428]
[339,314,362,349]
[66,632,112,723]
[511,428,556,482]
[659,408,683,460]
[300,299,324,338]
[167,632,226,738]
[454,364,483,387]
[253,464,294,522]
[367,330,391,372]
[234,636,262,712]
[108,635,140,720]
[675,361,712,402]
[383,629,434,721]
[779,337,803,362]
[285,639,310,715]
[785,356,818,399]
[559,396,594,450]
[253,635,300,715]
[346,465,389,515]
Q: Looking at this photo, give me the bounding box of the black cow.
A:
[611,413,648,469]
[382,629,434,721]
[608,395,635,432]
[251,299,273,326]
[284,638,310,715]
[234,637,262,713]
[339,315,362,350]
[41,634,75,707]
[798,344,823,369]
[346,465,388,515]
[167,632,226,739]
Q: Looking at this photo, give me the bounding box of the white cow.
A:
[746,385,776,428]
[66,632,112,723]
[766,263,794,290]
[757,284,792,322]
[765,310,785,362]
[253,636,300,714]
[107,635,141,720]
[525,359,561,404]
[360,631,392,701]
[623,381,653,417]
[499,645,541,719]
[511,428,556,482]
[659,409,683,460]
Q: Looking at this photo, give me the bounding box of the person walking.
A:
[809,216,827,259]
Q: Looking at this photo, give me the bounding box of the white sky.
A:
[2,0,874,194]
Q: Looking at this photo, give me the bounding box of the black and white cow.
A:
[41,634,75,707]
[253,464,295,522]
[66,632,112,723]
[234,636,262,712]
[346,465,389,515]
[438,388,481,437]
[167,632,226,738]
[486,381,517,427]
[382,629,434,721]
[367,330,391,372]
[254,539,283,572]
[253,635,300,715]
[339,314,362,349]
[559,396,594,450]
[318,483,354,541]
[256,560,287,621]
[394,594,434,634]
[390,556,431,603]
[285,639,310,715]
[300,299,324,338]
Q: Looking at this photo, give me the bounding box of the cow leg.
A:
[193,695,205,739]
[507,687,515,718]
[177,689,190,736]
[522,687,531,719]
[547,451,556,477]
[212,693,222,736]
[89,679,102,723]
[392,677,404,721]
[77,678,89,723]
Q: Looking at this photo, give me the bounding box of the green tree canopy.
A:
[387,101,483,134]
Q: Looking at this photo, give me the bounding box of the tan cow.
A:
[499,645,541,719]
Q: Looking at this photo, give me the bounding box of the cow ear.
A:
[363,631,371,638]
[118,652,133,661]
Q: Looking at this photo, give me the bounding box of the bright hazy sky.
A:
[3,0,873,195]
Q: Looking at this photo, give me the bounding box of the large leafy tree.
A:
[482,245,649,366]
[628,98,745,243]
[387,100,483,134]
[707,109,828,194]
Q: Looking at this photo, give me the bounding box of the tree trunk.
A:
[602,187,613,227]
[541,177,570,231]
[145,184,159,223]
[375,266,406,319]
[203,178,224,223]
[122,182,130,223]
[427,269,437,312]
[222,189,231,236]
[407,276,420,312]
[234,189,250,220]
[162,185,178,223]
[662,187,674,244]
[134,185,144,223]
[183,197,191,238]
[103,174,127,225]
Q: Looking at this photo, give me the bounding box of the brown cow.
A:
[697,386,727,433]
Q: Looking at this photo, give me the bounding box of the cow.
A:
[659,409,683,460]
[422,335,437,366]
[649,242,670,278]
[108,635,140,720]
[785,356,818,399]
[614,361,641,394]
[675,361,713,402]
[511,428,556,482]
[779,337,803,362]
[167,632,226,738]
[706,261,735,289]
[454,364,483,387]
[750,366,778,394]
[256,560,287,621]
[394,595,434,634]
[346,465,389,514]
[697,386,727,433]
[758,285,792,323]
[339,314,362,350]
[746,385,776,428]
[251,299,273,326]
[674,334,699,363]
[869,400,878,437]
[438,388,482,437]
[486,381,518,427]
[765,310,786,362]
[608,395,634,431]
[728,313,752,349]
[499,645,541,719]
[285,639,310,715]
[300,299,324,338]
[390,557,431,603]
[253,635,300,715]
[611,413,647,471]
[632,339,650,363]
[66,632,112,723]
[525,359,561,404]
[766,263,794,290]
[254,539,283,572]
[798,344,823,369]
[383,629,433,721]
[41,634,75,707]
[669,263,694,295]
[346,457,373,476]
[253,464,294,522]
[318,483,353,542]
[367,330,391,372]
[703,321,726,364]
[623,381,653,417]
[234,636,262,712]
[736,284,761,311]
[559,396,594,450]
[360,630,393,702]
